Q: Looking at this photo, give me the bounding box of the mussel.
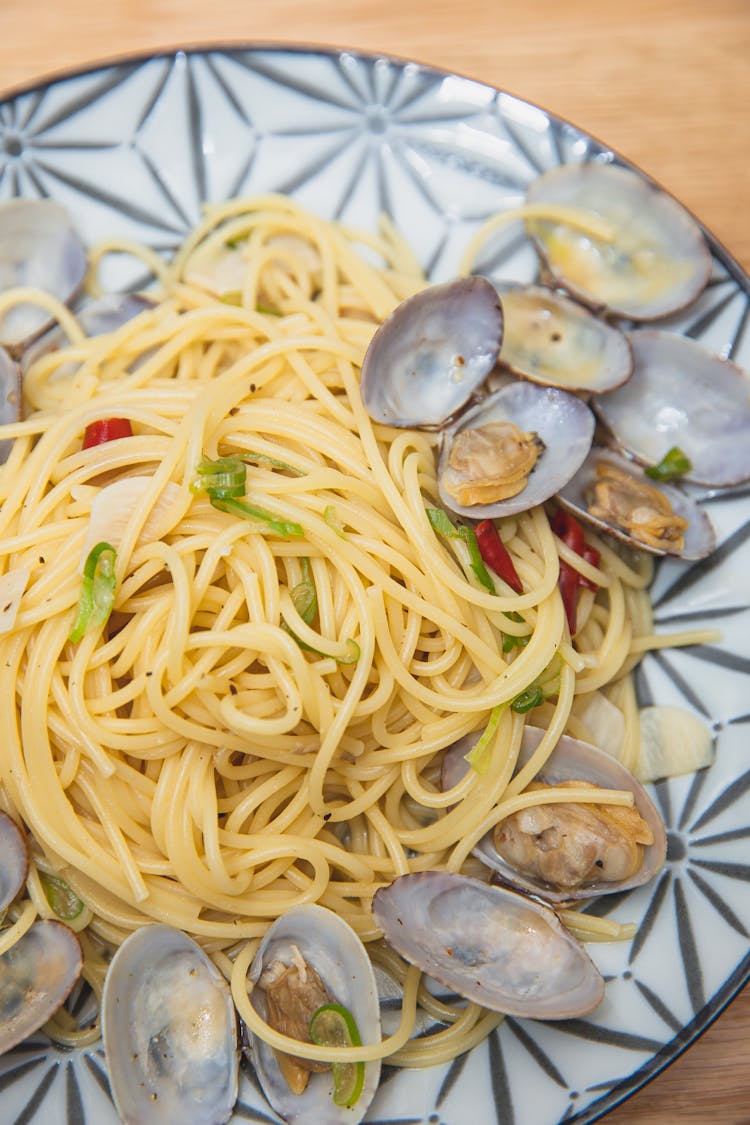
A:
[373,871,605,1018]
[100,925,239,1125]
[245,904,381,1125]
[441,726,666,904]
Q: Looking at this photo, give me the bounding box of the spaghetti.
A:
[0,194,713,1069]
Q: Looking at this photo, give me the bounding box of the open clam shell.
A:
[437,378,595,518]
[0,347,21,464]
[246,904,381,1125]
[525,162,711,320]
[372,871,605,1018]
[496,282,633,393]
[0,919,83,1056]
[593,330,750,487]
[441,725,666,904]
[101,924,238,1125]
[0,199,87,354]
[557,446,716,559]
[0,810,29,912]
[360,276,503,427]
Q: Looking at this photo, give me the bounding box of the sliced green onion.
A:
[511,685,545,713]
[465,704,506,775]
[291,559,317,625]
[211,496,303,538]
[219,290,243,306]
[255,301,282,316]
[503,632,530,652]
[69,542,117,643]
[242,451,302,475]
[324,504,347,538]
[426,508,495,594]
[644,446,692,482]
[510,653,564,713]
[40,872,84,921]
[191,455,247,499]
[309,1002,365,1108]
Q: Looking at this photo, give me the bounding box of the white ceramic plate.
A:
[1,44,749,1125]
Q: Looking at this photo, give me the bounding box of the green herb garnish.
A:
[192,456,303,538]
[40,872,84,921]
[644,446,692,482]
[309,1002,365,1108]
[69,542,117,643]
[427,509,495,594]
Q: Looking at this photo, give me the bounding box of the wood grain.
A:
[0,2,748,1122]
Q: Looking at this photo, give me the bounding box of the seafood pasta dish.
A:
[0,170,745,1124]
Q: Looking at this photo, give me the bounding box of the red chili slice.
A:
[475,519,523,593]
[82,418,133,449]
[557,560,580,635]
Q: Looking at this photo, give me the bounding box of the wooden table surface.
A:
[0,1,748,1122]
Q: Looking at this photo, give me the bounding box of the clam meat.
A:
[496,282,633,393]
[360,276,503,427]
[372,871,605,1018]
[557,447,716,559]
[101,924,238,1125]
[593,330,750,488]
[0,919,83,1056]
[525,162,711,320]
[438,377,595,518]
[441,725,666,904]
[245,904,381,1125]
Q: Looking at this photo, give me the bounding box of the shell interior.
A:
[437,378,595,518]
[441,725,667,903]
[557,446,716,560]
[360,276,503,428]
[525,162,711,320]
[593,330,750,487]
[372,871,605,1018]
[0,920,83,1056]
[0,810,29,913]
[246,904,381,1125]
[101,924,238,1125]
[0,199,87,353]
[496,282,633,393]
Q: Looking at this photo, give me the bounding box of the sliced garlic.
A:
[0,566,31,635]
[636,705,713,782]
[79,477,184,567]
[573,691,626,762]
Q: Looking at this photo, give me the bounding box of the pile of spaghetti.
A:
[0,195,694,1065]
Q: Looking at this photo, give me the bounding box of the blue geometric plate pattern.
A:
[1,45,749,1125]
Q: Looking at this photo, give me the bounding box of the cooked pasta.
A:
[0,194,713,1070]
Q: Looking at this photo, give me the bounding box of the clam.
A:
[496,282,633,393]
[593,330,750,488]
[0,919,83,1055]
[245,904,381,1124]
[372,871,604,1018]
[0,810,29,913]
[0,347,21,463]
[101,924,238,1125]
[525,162,711,320]
[0,199,87,354]
[360,276,503,427]
[441,725,666,904]
[557,447,716,559]
[437,378,595,518]
[21,292,154,376]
